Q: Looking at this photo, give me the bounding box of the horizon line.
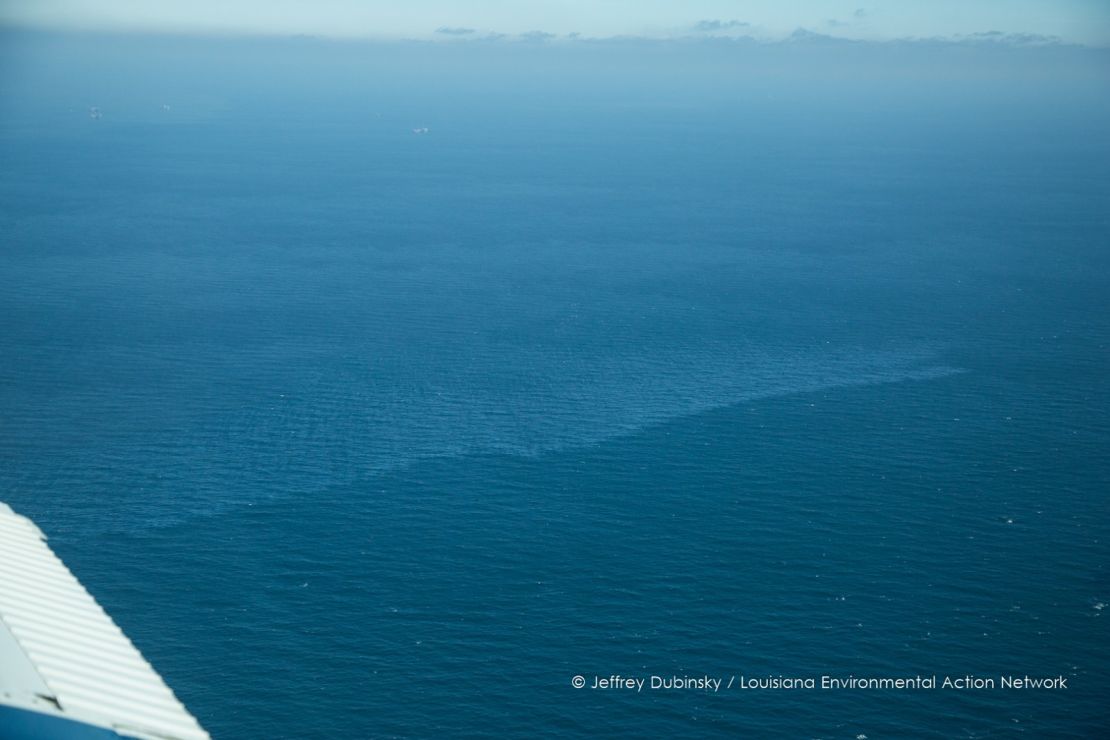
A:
[1,21,1105,51]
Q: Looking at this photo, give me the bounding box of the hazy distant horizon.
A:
[2,0,1109,47]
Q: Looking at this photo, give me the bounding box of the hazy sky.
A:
[2,0,1108,45]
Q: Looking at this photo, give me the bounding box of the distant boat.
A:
[412,127,429,135]
[88,106,102,120]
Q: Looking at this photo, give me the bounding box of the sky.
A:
[1,0,1108,46]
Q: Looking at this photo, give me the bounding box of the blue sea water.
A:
[1,34,1109,737]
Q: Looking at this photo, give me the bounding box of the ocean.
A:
[1,33,1108,737]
